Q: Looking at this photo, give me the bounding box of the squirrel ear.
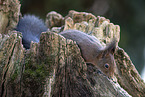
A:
[104,40,117,55]
[97,40,117,58]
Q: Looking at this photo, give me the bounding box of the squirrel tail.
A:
[15,15,47,49]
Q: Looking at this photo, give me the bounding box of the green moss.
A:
[10,59,22,81]
[22,62,51,93]
[24,63,50,80]
[23,54,55,85]
[11,70,18,81]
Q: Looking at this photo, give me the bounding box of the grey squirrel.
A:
[60,30,116,78]
[16,15,116,78]
[15,15,47,49]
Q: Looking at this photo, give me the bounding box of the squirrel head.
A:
[93,41,116,78]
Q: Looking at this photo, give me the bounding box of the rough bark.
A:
[0,1,145,97]
[0,0,20,34]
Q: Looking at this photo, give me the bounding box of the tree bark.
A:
[0,1,145,97]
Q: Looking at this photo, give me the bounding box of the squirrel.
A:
[15,15,48,49]
[15,15,116,78]
[60,30,116,78]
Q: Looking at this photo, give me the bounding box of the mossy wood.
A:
[0,1,145,97]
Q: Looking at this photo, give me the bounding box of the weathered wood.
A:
[115,47,145,97]
[0,0,20,34]
[0,1,145,96]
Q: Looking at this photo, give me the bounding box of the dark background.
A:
[19,0,145,76]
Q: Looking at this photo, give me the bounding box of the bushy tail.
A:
[15,15,48,49]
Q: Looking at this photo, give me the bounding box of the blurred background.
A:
[19,0,145,80]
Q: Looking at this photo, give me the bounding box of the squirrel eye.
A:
[104,63,109,69]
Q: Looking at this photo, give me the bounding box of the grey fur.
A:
[60,29,116,78]
[15,15,47,49]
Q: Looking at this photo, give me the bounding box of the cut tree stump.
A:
[0,1,145,97]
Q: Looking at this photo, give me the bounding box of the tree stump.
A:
[0,1,145,97]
